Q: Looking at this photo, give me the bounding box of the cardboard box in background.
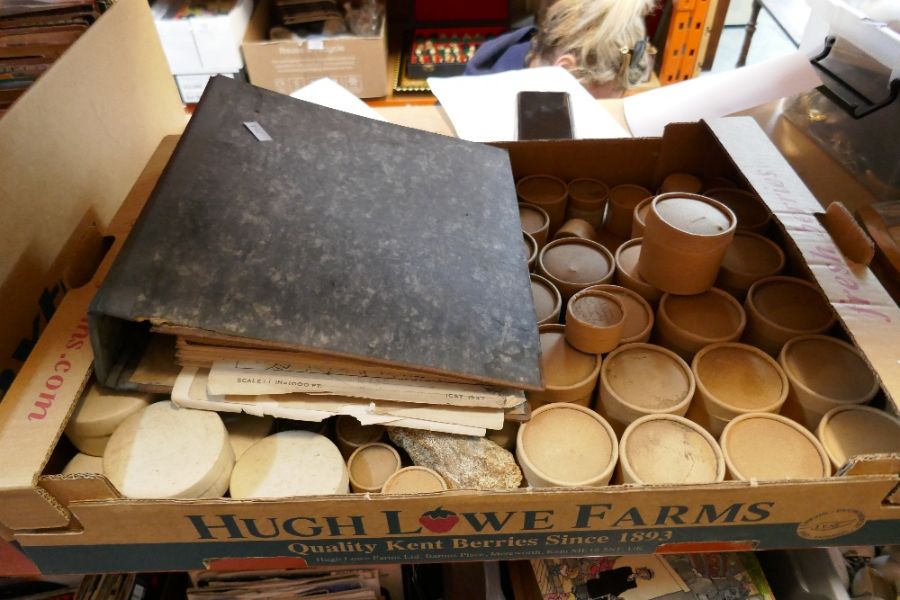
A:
[0,0,899,576]
[153,0,254,103]
[242,0,387,98]
[175,72,239,104]
[154,0,253,74]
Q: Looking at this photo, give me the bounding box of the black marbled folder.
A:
[89,76,542,391]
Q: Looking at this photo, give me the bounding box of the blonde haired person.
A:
[464,0,656,98]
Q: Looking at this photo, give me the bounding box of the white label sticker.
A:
[243,121,272,142]
[307,39,325,50]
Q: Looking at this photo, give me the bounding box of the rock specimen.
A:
[388,428,522,490]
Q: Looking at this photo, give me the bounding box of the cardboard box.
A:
[153,0,254,76]
[175,71,239,104]
[241,0,387,98]
[1,0,899,576]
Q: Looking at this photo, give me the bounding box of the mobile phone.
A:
[516,91,573,140]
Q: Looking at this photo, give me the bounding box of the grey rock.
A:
[389,428,522,490]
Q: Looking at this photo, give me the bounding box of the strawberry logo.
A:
[418,507,459,533]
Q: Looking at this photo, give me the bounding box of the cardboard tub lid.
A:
[65,382,155,438]
[781,335,879,403]
[817,405,900,468]
[722,413,830,481]
[694,343,787,411]
[621,414,723,484]
[592,285,654,343]
[603,343,693,411]
[653,194,733,236]
[538,325,598,388]
[530,274,561,323]
[540,239,613,285]
[519,403,616,486]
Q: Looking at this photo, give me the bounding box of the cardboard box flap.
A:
[40,474,119,506]
[705,117,900,412]
[0,488,70,531]
[0,0,185,410]
[841,453,900,478]
[0,284,94,492]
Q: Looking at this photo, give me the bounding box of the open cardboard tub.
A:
[0,0,898,575]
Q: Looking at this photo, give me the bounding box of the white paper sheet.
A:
[623,51,822,137]
[290,78,386,121]
[172,367,491,436]
[427,66,629,142]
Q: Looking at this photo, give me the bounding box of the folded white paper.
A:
[427,66,629,142]
[173,367,494,436]
[290,78,386,121]
[623,51,822,137]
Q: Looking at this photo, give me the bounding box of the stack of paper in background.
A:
[187,569,384,600]
[151,0,254,103]
[0,0,108,115]
[89,76,539,437]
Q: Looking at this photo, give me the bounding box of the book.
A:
[89,76,541,394]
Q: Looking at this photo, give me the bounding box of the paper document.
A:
[207,360,525,409]
[427,66,629,141]
[623,51,822,137]
[172,367,493,435]
[290,78,386,121]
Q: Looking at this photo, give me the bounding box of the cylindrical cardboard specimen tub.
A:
[779,335,879,430]
[715,231,785,300]
[382,466,448,494]
[638,193,737,295]
[631,197,652,238]
[517,403,618,488]
[691,342,789,436]
[720,413,831,481]
[817,406,900,471]
[704,187,772,233]
[348,442,402,493]
[553,218,597,241]
[198,459,233,498]
[65,431,111,458]
[517,175,568,233]
[597,343,694,433]
[222,413,274,460]
[524,231,538,271]
[104,401,235,499]
[619,414,725,485]
[659,173,703,194]
[518,202,551,248]
[588,284,654,344]
[614,238,662,307]
[527,324,601,407]
[537,237,615,300]
[566,178,609,228]
[743,276,836,356]
[486,419,520,450]
[605,184,652,238]
[530,273,562,326]
[654,289,746,361]
[230,430,348,498]
[565,288,625,354]
[65,383,155,456]
[335,416,387,459]
[62,452,105,476]
[702,177,737,192]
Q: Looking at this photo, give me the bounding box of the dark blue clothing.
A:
[464,26,536,76]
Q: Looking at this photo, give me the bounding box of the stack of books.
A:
[0,0,107,115]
